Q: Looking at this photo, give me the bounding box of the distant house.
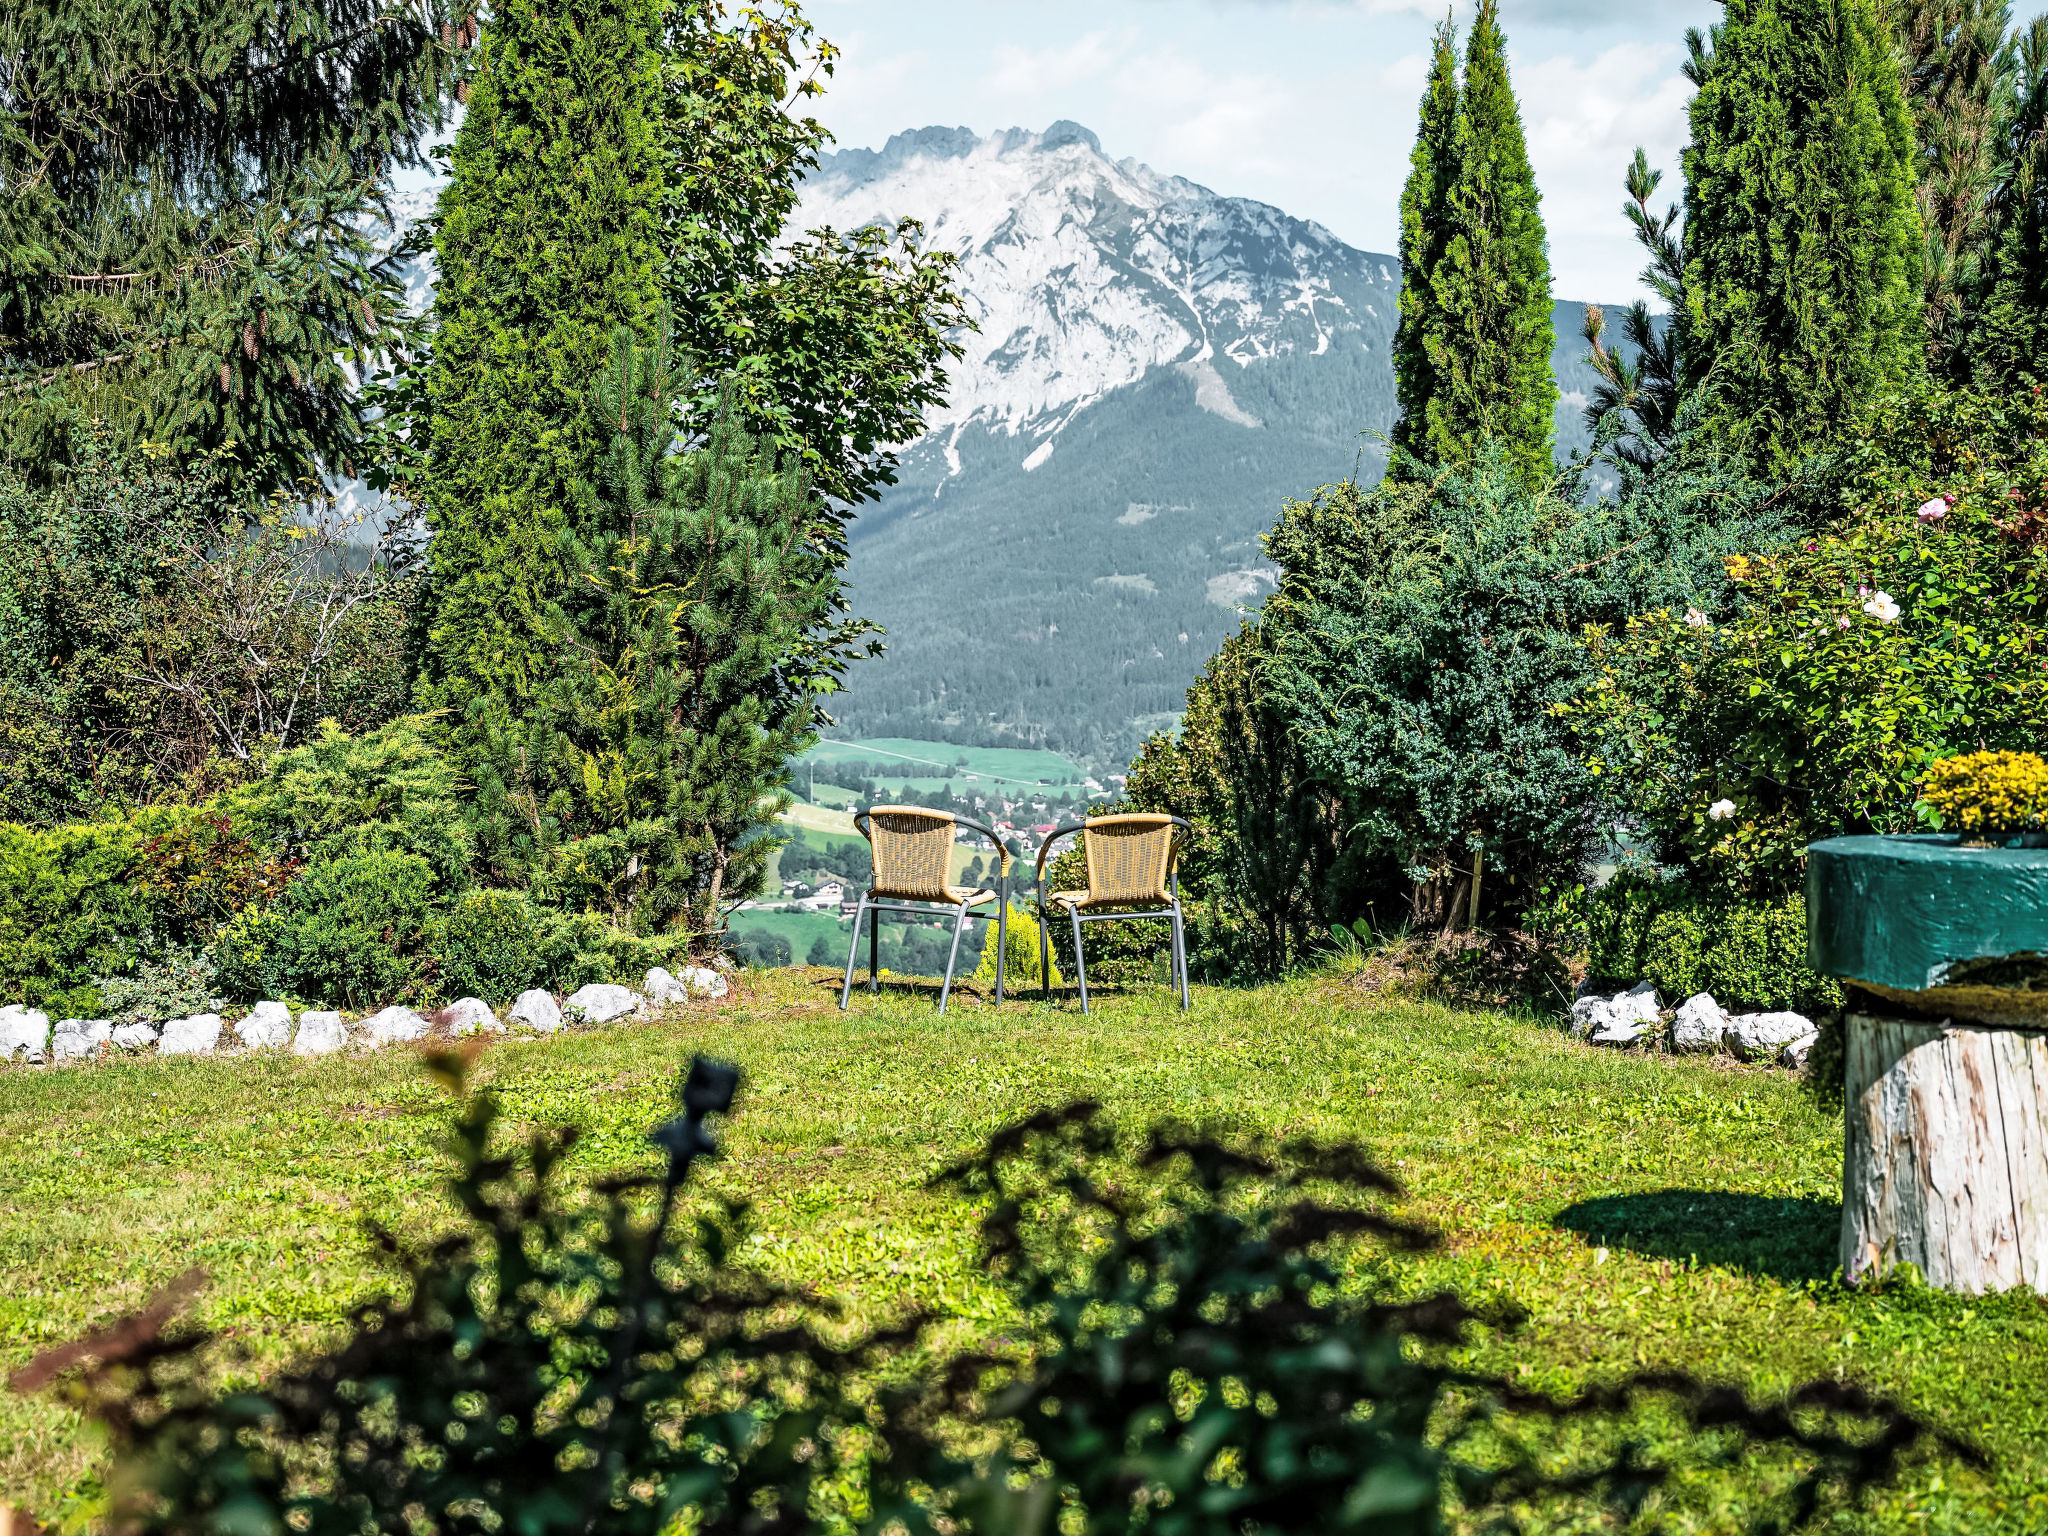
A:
[798,880,845,911]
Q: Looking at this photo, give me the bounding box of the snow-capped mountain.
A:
[800,124,1607,763]
[800,121,1400,467]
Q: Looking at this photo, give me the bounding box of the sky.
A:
[806,0,1722,303]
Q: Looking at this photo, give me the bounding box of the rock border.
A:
[0,967,731,1069]
[1570,982,1815,1070]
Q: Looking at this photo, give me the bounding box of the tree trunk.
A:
[1841,1011,2048,1293]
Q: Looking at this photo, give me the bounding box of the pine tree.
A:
[1391,0,1556,487]
[0,1,466,491]
[1894,0,2014,370]
[1681,0,1923,474]
[410,0,669,875]
[1390,20,1460,472]
[529,329,852,937]
[1582,149,1686,471]
[1970,17,2048,387]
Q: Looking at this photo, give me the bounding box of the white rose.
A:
[1708,798,1736,821]
[1861,591,1901,624]
[1684,606,1709,629]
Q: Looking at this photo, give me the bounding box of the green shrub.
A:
[0,814,178,1007]
[973,903,1060,988]
[96,948,223,1024]
[221,715,474,892]
[216,851,438,1008]
[1585,879,1843,1014]
[531,908,688,993]
[429,889,545,1004]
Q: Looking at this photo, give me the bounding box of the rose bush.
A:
[1573,385,2048,898]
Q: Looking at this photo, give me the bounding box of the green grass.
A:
[728,908,856,963]
[2,971,2044,1531]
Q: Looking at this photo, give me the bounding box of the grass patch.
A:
[1,970,2043,1530]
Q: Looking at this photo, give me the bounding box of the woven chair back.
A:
[865,808,957,902]
[1083,814,1177,906]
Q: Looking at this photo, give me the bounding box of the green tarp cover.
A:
[1807,834,2048,992]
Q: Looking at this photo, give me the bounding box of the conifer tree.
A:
[411,0,669,871]
[1389,0,1556,486]
[1970,17,2048,387]
[1894,0,2014,368]
[0,1,467,491]
[529,328,850,936]
[1390,21,1460,471]
[1681,0,1923,473]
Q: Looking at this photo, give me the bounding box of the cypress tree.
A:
[1681,0,1923,474]
[0,1,466,491]
[412,0,668,876]
[1391,0,1556,486]
[1390,20,1460,472]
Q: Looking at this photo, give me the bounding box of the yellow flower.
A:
[1919,751,2048,834]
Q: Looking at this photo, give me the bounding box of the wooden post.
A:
[1840,1011,2048,1293]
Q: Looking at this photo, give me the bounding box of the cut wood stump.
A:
[1810,835,2048,1294]
[1841,1012,2048,1292]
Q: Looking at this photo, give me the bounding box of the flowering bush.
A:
[1919,750,2048,837]
[1575,386,2048,897]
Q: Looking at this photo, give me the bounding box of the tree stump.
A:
[1809,834,2048,1294]
[1840,1012,2048,1292]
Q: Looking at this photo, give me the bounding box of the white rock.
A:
[1590,1014,1653,1048]
[508,989,563,1032]
[363,1006,429,1045]
[1782,1030,1820,1070]
[52,1018,111,1061]
[236,1000,294,1049]
[1724,1010,1814,1062]
[564,983,640,1024]
[1671,992,1730,1053]
[0,1005,52,1063]
[644,966,730,1004]
[440,997,497,1034]
[1569,995,1613,1038]
[1572,981,1659,1040]
[679,965,728,999]
[159,1013,223,1056]
[292,1010,347,1056]
[110,1021,160,1050]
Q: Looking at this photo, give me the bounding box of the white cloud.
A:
[985,29,1135,96]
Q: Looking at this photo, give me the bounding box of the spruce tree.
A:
[531,329,849,936]
[1682,0,1923,474]
[411,0,668,878]
[0,1,466,491]
[1390,0,1556,486]
[1390,20,1460,472]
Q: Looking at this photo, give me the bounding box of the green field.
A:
[3,972,2043,1531]
[797,737,1089,793]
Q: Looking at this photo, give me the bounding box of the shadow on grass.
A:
[1553,1189,1842,1284]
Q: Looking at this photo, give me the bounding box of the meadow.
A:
[1,969,2042,1532]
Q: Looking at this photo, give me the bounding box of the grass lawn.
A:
[2,970,2043,1531]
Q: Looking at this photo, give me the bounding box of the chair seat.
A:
[1048,889,1173,911]
[873,885,997,908]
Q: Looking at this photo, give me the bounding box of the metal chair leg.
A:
[1171,901,1190,1011]
[1070,903,1090,1014]
[938,902,971,1014]
[839,894,868,1009]
[868,896,880,992]
[1039,881,1051,999]
[994,895,1008,1005]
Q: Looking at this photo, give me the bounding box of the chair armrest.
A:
[1033,823,1090,882]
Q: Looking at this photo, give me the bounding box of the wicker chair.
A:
[1034,813,1192,1012]
[839,807,1010,1014]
